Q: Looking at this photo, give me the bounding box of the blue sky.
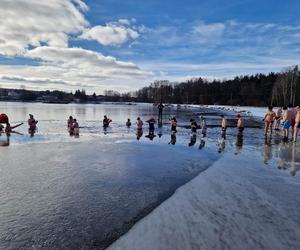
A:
[0,0,299,93]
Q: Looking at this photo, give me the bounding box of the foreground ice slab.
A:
[109,151,300,250]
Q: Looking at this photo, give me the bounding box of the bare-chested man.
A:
[282,106,292,140]
[263,106,276,135]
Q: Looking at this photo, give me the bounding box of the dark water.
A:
[0,102,299,249]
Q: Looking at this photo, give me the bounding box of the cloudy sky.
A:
[0,0,300,93]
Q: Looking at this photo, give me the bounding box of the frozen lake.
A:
[0,102,299,249]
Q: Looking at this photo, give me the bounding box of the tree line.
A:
[132,66,300,106]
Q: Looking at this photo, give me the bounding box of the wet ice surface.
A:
[109,149,300,250]
[1,102,299,249]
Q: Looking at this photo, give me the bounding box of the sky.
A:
[0,0,299,94]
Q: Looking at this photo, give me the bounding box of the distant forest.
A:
[132,65,300,106]
[0,66,299,106]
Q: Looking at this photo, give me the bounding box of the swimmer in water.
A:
[126,118,131,128]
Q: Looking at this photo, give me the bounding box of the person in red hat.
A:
[0,113,9,132]
[0,113,9,124]
[236,114,244,133]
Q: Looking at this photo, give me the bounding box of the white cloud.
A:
[0,0,152,92]
[0,46,152,92]
[0,0,88,56]
[80,23,139,46]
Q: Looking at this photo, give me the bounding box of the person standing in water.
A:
[136,117,143,129]
[170,117,177,133]
[200,115,207,136]
[274,107,282,131]
[220,114,227,139]
[103,115,112,128]
[126,118,131,128]
[28,114,38,131]
[282,106,292,140]
[190,118,198,134]
[73,119,80,136]
[67,116,74,135]
[158,103,164,126]
[263,106,276,136]
[293,107,300,142]
[136,117,143,140]
[236,114,244,133]
[146,117,156,132]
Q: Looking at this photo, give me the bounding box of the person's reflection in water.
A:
[168,132,176,145]
[263,136,273,164]
[199,132,206,150]
[273,133,282,145]
[290,143,300,176]
[218,138,225,153]
[157,126,163,138]
[0,132,10,146]
[28,128,36,137]
[277,141,300,175]
[189,133,197,147]
[145,129,156,141]
[277,141,291,171]
[136,128,143,140]
[235,133,243,155]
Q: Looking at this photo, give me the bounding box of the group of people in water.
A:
[0,113,38,136]
[0,104,300,145]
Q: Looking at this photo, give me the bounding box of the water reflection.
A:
[263,137,272,164]
[168,132,176,145]
[199,134,206,150]
[235,133,243,155]
[0,132,10,146]
[145,129,156,141]
[188,133,197,147]
[136,128,143,140]
[28,128,36,137]
[218,138,225,153]
[262,138,300,176]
